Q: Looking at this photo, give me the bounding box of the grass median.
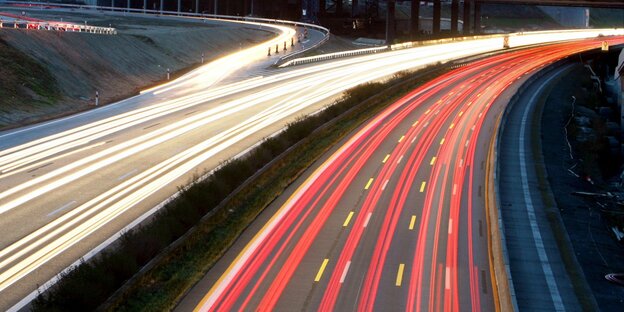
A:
[32,64,450,312]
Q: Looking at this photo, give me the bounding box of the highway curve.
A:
[189,36,624,311]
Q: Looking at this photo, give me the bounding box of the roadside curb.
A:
[487,112,518,312]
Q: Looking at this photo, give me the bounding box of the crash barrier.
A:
[279,45,389,67]
[0,11,116,33]
[279,28,624,67]
[1,1,329,50]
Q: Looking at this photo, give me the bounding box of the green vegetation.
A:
[0,36,60,110]
[32,65,450,312]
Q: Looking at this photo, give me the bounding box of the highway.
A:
[0,19,622,309]
[187,37,624,311]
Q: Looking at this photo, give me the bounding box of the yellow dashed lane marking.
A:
[343,211,355,227]
[409,215,417,230]
[365,178,374,190]
[396,263,405,286]
[315,259,330,282]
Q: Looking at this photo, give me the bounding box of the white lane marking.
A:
[397,155,404,164]
[363,212,372,228]
[117,169,138,181]
[340,261,352,283]
[448,219,453,234]
[519,66,568,311]
[47,201,76,217]
[382,179,389,190]
[445,267,451,290]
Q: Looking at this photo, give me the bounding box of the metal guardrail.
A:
[279,34,513,68]
[0,17,116,34]
[274,32,331,66]
[0,1,329,45]
[279,29,624,68]
[279,45,388,67]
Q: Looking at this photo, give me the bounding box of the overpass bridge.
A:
[303,0,623,43]
[92,0,622,43]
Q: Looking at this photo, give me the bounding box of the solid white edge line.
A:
[518,65,569,312]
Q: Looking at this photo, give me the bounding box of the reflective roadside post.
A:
[167,68,170,80]
[95,91,99,106]
[201,53,205,64]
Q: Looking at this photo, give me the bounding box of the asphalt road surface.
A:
[498,63,587,311]
[0,21,620,310]
[183,37,624,312]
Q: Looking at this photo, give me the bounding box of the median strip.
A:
[32,64,453,312]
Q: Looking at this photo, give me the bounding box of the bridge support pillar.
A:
[411,0,419,39]
[386,0,395,45]
[463,0,471,34]
[433,0,441,34]
[336,0,343,15]
[352,0,358,16]
[474,1,481,34]
[451,0,459,34]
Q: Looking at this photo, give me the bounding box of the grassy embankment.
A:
[32,64,451,312]
[0,37,60,127]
